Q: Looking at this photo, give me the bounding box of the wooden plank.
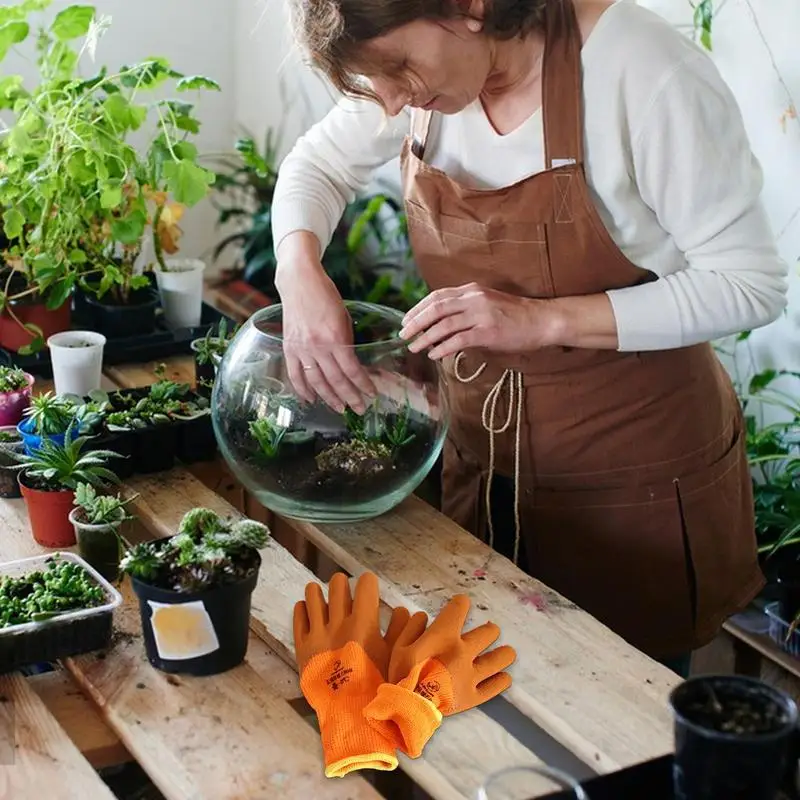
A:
[282,495,679,774]
[0,500,380,800]
[28,669,131,769]
[0,673,117,798]
[126,469,577,800]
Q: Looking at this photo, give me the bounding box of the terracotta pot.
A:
[0,372,34,427]
[19,473,76,548]
[0,297,71,354]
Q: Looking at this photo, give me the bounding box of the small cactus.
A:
[177,508,226,539]
[230,519,270,550]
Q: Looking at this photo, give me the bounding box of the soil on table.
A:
[227,412,436,506]
[682,685,791,735]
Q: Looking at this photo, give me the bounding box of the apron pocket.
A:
[529,480,694,658]
[673,417,761,640]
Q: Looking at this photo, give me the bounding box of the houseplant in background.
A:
[17,392,78,454]
[1,425,123,547]
[0,1,220,350]
[0,365,34,427]
[69,482,137,581]
[0,426,24,498]
[120,507,270,675]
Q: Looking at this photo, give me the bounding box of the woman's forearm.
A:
[545,293,620,350]
[275,231,326,292]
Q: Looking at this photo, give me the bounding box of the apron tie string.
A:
[453,352,524,565]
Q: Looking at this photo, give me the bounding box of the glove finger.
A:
[426,594,470,640]
[461,621,500,656]
[327,572,352,629]
[475,670,513,702]
[305,581,328,630]
[473,644,517,683]
[383,606,411,649]
[352,571,380,627]
[292,600,310,648]
[394,610,429,649]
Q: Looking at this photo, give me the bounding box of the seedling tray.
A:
[0,302,237,378]
[0,552,122,673]
[84,386,217,475]
[539,753,798,799]
[766,601,800,658]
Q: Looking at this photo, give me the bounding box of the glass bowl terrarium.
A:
[212,302,449,523]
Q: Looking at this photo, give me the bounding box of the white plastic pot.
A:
[47,331,106,397]
[154,258,206,329]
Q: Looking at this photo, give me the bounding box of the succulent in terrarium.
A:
[120,508,270,593]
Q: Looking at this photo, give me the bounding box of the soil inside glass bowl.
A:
[227,411,437,504]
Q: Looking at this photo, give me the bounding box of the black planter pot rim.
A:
[129,549,262,602]
[69,506,125,531]
[669,675,799,744]
[84,285,159,311]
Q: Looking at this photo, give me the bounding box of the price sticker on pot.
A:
[148,600,219,660]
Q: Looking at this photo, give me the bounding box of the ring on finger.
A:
[302,364,316,371]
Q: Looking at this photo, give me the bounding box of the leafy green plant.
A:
[249,416,286,459]
[343,399,416,452]
[193,317,238,366]
[0,555,106,626]
[0,366,30,393]
[72,481,136,526]
[0,1,219,351]
[690,0,714,51]
[120,507,270,593]
[21,391,75,435]
[2,425,122,490]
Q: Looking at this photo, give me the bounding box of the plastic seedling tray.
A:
[0,552,122,673]
[766,601,800,658]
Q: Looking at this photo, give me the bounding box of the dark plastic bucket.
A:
[130,555,260,676]
[669,675,799,800]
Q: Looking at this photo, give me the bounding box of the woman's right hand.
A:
[275,236,376,414]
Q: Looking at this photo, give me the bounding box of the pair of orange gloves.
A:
[293,571,516,778]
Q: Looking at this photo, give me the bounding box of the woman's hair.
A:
[289,0,552,102]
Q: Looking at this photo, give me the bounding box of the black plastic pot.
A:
[191,341,216,399]
[0,464,20,498]
[85,430,136,480]
[130,555,260,676]
[133,422,177,474]
[175,414,217,463]
[84,286,160,339]
[669,675,799,800]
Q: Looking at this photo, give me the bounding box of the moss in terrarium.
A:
[315,438,392,477]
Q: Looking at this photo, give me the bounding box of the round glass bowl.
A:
[211,301,449,523]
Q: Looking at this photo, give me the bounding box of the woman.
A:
[270,0,788,674]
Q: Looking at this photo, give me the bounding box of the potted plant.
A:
[191,318,238,397]
[69,482,137,582]
[119,507,269,675]
[0,366,35,427]
[17,392,78,454]
[0,426,24,498]
[0,2,220,350]
[2,426,123,547]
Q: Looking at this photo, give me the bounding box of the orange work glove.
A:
[293,571,411,778]
[362,594,516,758]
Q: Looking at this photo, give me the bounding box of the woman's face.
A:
[354,18,493,116]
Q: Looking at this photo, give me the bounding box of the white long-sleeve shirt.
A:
[271,1,788,351]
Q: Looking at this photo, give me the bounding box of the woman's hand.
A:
[399,283,562,359]
[275,237,376,413]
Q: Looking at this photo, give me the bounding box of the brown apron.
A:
[399,0,763,659]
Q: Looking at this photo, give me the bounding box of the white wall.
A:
[3,0,237,270]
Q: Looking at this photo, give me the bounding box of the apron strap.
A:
[410,108,434,160]
[542,0,584,169]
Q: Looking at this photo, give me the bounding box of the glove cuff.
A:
[319,695,399,777]
[362,682,443,759]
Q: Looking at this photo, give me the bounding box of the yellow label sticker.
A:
[148,600,220,660]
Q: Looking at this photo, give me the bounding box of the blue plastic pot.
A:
[17,417,79,455]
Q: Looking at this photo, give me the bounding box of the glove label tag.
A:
[326,659,354,692]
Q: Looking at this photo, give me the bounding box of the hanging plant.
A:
[690,0,714,51]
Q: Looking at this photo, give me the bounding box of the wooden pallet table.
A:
[0,355,682,800]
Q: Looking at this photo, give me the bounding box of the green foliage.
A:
[21,391,74,435]
[120,507,269,592]
[690,0,714,51]
[73,481,136,526]
[3,424,122,490]
[343,399,416,453]
[0,555,106,627]
[193,317,238,365]
[0,1,219,351]
[0,365,29,393]
[249,416,286,459]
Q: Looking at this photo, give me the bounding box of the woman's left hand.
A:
[399,283,560,360]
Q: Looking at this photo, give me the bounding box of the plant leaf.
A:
[50,5,94,40]
[163,159,215,206]
[111,209,147,245]
[176,75,220,92]
[0,21,29,62]
[2,207,24,240]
